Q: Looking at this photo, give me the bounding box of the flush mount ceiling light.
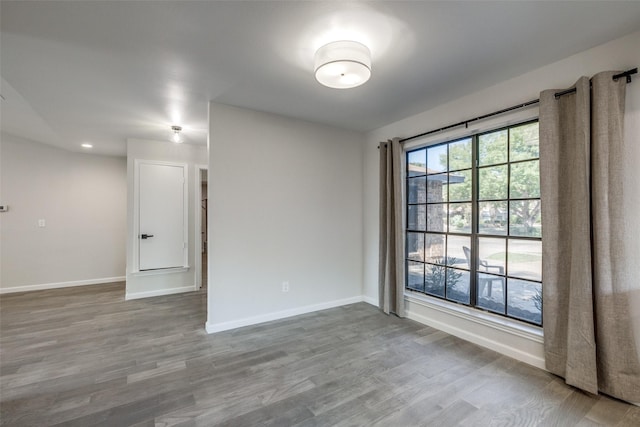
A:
[314,40,371,89]
[171,125,183,143]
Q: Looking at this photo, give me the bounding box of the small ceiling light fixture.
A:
[314,40,371,89]
[81,143,93,149]
[171,125,183,143]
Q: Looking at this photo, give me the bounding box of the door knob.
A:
[140,234,154,239]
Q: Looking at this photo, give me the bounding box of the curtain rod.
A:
[398,67,637,144]
[553,67,637,99]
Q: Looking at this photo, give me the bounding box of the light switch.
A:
[38,219,46,227]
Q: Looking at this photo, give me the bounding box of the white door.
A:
[139,163,186,270]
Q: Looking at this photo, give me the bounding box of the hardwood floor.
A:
[1,283,638,426]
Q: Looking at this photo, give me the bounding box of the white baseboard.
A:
[205,295,364,334]
[362,295,378,306]
[125,285,197,300]
[0,276,125,294]
[405,295,545,370]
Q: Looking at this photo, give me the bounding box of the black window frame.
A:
[405,119,542,326]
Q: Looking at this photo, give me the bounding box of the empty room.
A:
[1,1,639,426]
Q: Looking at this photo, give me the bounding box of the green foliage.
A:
[448,170,472,202]
[479,130,508,166]
[448,138,472,171]
[479,165,508,200]
[434,123,541,237]
[510,122,539,161]
[448,203,472,233]
[425,257,463,290]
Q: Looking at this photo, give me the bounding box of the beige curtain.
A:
[540,71,640,403]
[379,138,405,317]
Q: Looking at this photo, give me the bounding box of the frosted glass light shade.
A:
[314,41,371,89]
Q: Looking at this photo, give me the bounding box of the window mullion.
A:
[470,134,479,307]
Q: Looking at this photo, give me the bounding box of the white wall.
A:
[363,30,640,368]
[207,103,364,332]
[125,138,207,299]
[0,133,126,292]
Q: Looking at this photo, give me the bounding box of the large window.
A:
[406,121,542,325]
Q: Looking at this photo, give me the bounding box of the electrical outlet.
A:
[282,281,289,293]
[38,219,46,228]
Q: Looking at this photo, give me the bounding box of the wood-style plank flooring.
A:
[1,283,638,426]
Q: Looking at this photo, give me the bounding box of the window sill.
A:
[404,290,543,343]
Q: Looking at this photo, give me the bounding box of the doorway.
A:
[195,166,208,290]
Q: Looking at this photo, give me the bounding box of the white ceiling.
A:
[2,1,640,157]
